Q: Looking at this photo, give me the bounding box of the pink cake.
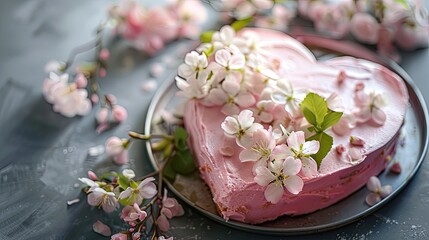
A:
[176,26,409,224]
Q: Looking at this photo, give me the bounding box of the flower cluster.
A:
[219,0,428,61]
[79,167,184,239]
[109,0,207,55]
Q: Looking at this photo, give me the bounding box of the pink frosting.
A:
[183,29,409,224]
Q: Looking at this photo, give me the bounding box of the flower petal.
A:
[272,144,294,160]
[302,140,320,155]
[367,176,381,192]
[300,157,318,177]
[282,156,302,176]
[287,131,305,150]
[235,92,256,108]
[93,220,111,237]
[221,116,240,135]
[264,182,284,204]
[283,175,304,195]
[215,49,231,67]
[371,108,386,125]
[221,103,240,116]
[238,110,254,128]
[239,149,260,162]
[254,166,275,186]
[379,185,392,198]
[365,192,381,206]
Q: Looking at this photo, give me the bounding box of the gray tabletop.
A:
[1,0,429,239]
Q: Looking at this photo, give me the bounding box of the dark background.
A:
[0,0,428,239]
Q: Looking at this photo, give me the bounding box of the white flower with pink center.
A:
[239,128,276,163]
[87,187,119,213]
[254,157,304,204]
[365,176,392,206]
[214,47,246,84]
[211,25,236,49]
[286,131,319,178]
[354,90,388,125]
[178,51,208,78]
[221,110,263,148]
[271,80,306,117]
[176,69,211,100]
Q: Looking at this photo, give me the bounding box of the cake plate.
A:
[144,42,428,235]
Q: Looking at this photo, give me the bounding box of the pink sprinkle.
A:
[99,49,110,61]
[337,71,347,85]
[67,198,80,206]
[99,68,107,78]
[390,162,401,174]
[150,63,165,78]
[87,170,98,180]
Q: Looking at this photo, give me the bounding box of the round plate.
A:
[144,41,429,235]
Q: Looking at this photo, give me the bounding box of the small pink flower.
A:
[99,48,110,61]
[118,177,157,206]
[350,12,380,44]
[255,5,296,31]
[239,128,276,163]
[354,90,388,125]
[105,137,130,165]
[87,188,118,213]
[122,203,148,222]
[365,176,392,206]
[221,110,263,149]
[254,156,304,204]
[112,105,128,123]
[286,131,319,178]
[111,233,128,240]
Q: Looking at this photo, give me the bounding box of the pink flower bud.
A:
[350,136,366,146]
[99,49,110,61]
[112,105,128,122]
[96,108,109,124]
[75,73,88,88]
[91,94,99,104]
[87,170,98,180]
[99,68,107,78]
[336,144,347,155]
[105,94,117,104]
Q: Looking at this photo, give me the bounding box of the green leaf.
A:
[119,197,134,206]
[321,111,343,131]
[200,31,214,43]
[231,17,253,31]
[172,150,196,175]
[302,107,317,127]
[174,127,188,151]
[300,93,328,127]
[163,160,177,182]
[307,132,333,166]
[118,175,130,190]
[129,180,138,189]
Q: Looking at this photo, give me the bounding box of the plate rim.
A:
[144,48,429,236]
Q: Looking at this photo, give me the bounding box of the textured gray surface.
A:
[0,0,428,239]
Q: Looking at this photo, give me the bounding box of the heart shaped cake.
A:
[176,26,408,224]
